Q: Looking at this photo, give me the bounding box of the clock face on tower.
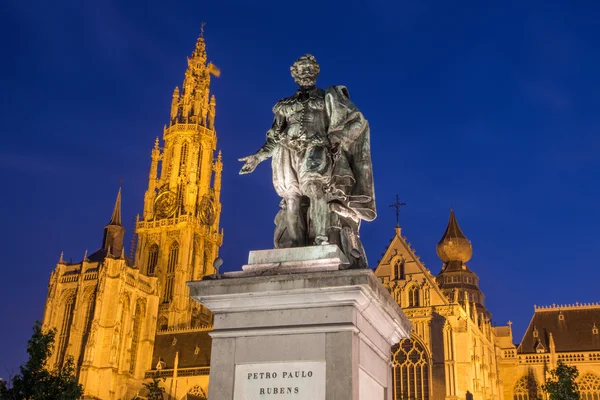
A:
[154,189,178,219]
[199,196,216,226]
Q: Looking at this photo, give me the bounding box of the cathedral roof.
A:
[518,304,600,353]
[436,210,472,263]
[151,329,212,370]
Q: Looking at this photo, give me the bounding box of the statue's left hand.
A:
[238,155,260,174]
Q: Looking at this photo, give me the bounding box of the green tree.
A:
[131,372,166,400]
[144,373,166,400]
[542,361,581,400]
[0,321,83,400]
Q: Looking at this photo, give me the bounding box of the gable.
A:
[374,229,449,307]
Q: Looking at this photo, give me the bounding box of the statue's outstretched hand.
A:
[238,154,260,174]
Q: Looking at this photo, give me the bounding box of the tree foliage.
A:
[542,361,581,400]
[143,373,166,400]
[0,321,83,400]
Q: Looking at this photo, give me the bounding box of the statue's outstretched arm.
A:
[239,111,286,174]
[255,112,286,161]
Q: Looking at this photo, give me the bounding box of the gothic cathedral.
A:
[42,32,222,399]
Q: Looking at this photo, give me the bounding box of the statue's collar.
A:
[295,86,321,102]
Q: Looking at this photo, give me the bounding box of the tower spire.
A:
[102,187,126,257]
[109,186,122,226]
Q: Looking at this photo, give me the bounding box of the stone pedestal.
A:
[188,247,412,400]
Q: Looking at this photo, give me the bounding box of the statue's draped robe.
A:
[261,85,375,267]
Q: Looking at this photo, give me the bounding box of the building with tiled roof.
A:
[496,303,600,400]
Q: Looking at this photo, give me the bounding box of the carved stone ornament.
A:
[154,186,178,219]
[199,195,216,225]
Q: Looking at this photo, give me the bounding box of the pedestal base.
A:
[188,252,411,400]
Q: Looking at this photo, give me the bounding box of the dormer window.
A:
[593,323,599,335]
[558,312,565,321]
[533,327,539,338]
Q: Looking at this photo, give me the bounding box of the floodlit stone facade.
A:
[42,31,222,399]
[374,213,501,400]
[496,303,600,400]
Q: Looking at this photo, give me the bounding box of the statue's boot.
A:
[285,196,306,247]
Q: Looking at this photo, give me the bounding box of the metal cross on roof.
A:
[389,195,406,228]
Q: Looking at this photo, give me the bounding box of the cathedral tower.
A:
[134,31,223,330]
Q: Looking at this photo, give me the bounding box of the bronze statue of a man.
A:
[239,54,376,268]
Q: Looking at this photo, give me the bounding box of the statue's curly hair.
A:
[290,54,320,78]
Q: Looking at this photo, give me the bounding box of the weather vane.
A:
[389,194,406,228]
[200,22,206,37]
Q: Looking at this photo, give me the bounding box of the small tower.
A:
[102,187,125,258]
[436,210,490,319]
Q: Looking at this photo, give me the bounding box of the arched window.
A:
[158,316,168,331]
[579,373,600,400]
[179,141,189,175]
[392,338,430,400]
[393,259,405,280]
[78,290,96,368]
[163,242,179,303]
[146,244,159,276]
[129,302,144,374]
[196,144,203,175]
[116,294,131,369]
[513,374,540,400]
[56,291,76,369]
[408,286,420,307]
[177,183,185,213]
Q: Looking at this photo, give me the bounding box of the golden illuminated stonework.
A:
[41,30,222,400]
[435,209,472,263]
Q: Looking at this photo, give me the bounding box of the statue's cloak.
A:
[325,85,376,222]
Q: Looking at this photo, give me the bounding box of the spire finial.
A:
[59,251,64,264]
[389,195,406,229]
[83,249,88,261]
[109,186,122,226]
[200,22,206,38]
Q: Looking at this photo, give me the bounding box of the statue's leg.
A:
[305,182,330,245]
[285,195,306,247]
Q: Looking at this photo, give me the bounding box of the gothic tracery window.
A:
[56,291,76,369]
[78,289,96,368]
[163,241,179,303]
[408,286,420,307]
[513,374,540,400]
[394,258,405,280]
[146,244,159,276]
[188,385,208,399]
[579,373,600,400]
[179,141,189,175]
[392,338,430,400]
[129,302,144,374]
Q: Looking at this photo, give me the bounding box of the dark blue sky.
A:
[2,0,599,374]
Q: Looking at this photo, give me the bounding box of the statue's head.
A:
[290,54,320,89]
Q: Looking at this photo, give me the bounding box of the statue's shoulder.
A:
[326,85,351,100]
[272,94,296,114]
